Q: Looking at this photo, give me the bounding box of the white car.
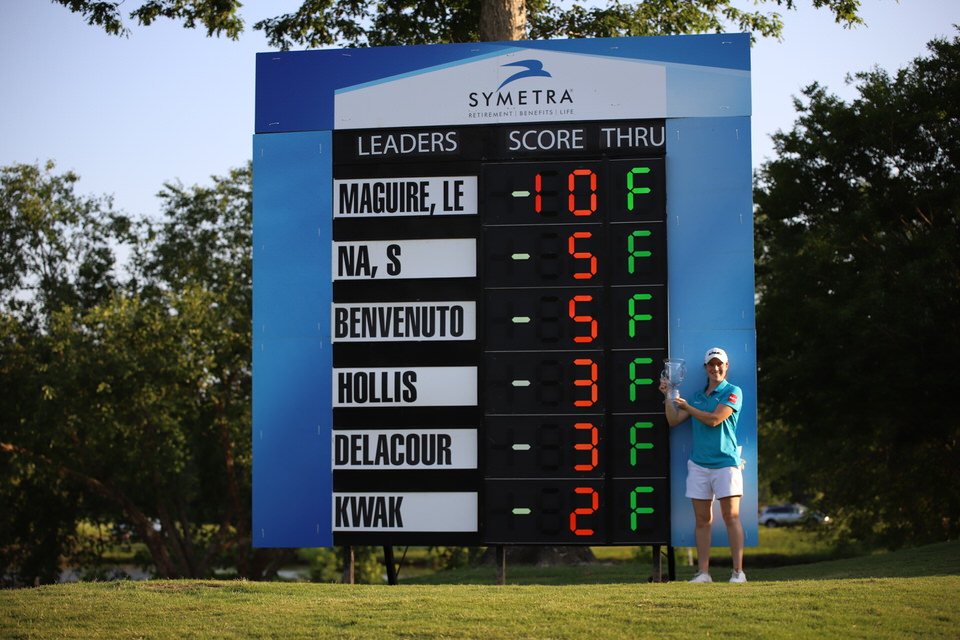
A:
[758,504,829,527]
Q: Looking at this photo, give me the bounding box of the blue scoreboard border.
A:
[253,34,757,549]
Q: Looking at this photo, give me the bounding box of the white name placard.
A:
[332,238,476,280]
[333,492,478,531]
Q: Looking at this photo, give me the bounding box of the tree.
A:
[0,163,283,585]
[54,0,863,49]
[0,161,126,325]
[3,288,232,579]
[0,162,129,587]
[481,0,526,41]
[753,33,960,548]
[0,313,87,588]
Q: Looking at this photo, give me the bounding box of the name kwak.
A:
[336,495,404,528]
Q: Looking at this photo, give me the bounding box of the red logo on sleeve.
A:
[728,394,739,404]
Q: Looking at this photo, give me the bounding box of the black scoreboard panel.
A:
[331,120,669,546]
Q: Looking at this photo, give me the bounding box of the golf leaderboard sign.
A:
[253,34,758,549]
[330,119,669,547]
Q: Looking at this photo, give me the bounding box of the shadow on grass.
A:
[399,541,959,585]
[753,541,960,581]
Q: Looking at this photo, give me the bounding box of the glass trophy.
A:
[660,358,687,401]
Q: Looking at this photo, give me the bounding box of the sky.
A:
[1,0,958,220]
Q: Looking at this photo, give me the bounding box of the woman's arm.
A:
[675,397,734,427]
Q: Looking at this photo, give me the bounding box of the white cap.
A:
[704,347,729,364]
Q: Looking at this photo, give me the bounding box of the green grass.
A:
[590,525,832,561]
[2,540,958,639]
[391,527,859,584]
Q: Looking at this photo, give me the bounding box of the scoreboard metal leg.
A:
[496,545,506,585]
[649,545,675,582]
[342,546,355,584]
[651,544,663,582]
[384,545,398,585]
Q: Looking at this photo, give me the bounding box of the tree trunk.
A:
[480,0,526,41]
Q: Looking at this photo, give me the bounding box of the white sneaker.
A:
[729,570,747,583]
[689,572,712,583]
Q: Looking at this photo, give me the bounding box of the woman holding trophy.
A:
[659,347,746,583]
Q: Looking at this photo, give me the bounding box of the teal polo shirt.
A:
[688,378,743,469]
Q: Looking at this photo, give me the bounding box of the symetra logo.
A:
[467,59,573,109]
[497,60,551,90]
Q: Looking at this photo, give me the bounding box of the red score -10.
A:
[483,159,665,224]
[536,168,598,217]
